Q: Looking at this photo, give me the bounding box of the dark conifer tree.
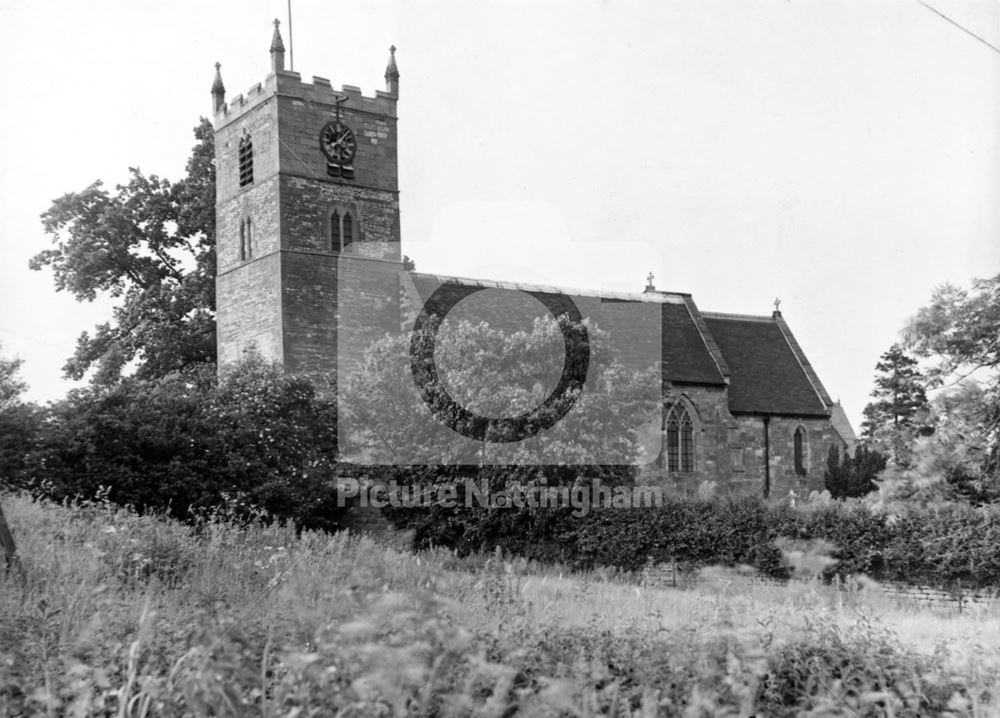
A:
[860,344,930,439]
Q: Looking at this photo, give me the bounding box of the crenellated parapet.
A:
[273,72,398,116]
[214,76,397,130]
[212,21,398,128]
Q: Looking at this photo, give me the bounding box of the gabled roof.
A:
[400,271,836,418]
[701,312,831,417]
[402,273,727,385]
[659,296,728,385]
[830,403,858,452]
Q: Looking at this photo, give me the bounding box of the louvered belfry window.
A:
[238,135,254,187]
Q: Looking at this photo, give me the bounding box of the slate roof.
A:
[402,271,834,418]
[702,313,831,417]
[830,403,858,453]
[659,299,728,385]
[404,273,729,386]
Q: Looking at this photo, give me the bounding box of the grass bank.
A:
[2,492,999,716]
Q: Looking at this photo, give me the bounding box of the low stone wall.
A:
[637,562,1000,611]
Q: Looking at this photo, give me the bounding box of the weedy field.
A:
[2,492,1000,717]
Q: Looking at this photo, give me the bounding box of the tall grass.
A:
[1,491,999,716]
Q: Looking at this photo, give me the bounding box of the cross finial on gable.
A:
[645,272,655,292]
[773,297,782,316]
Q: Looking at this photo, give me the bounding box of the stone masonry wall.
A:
[280,176,399,259]
[767,415,841,495]
[216,252,283,365]
[274,75,398,191]
[217,178,280,271]
[638,563,1000,611]
[215,61,401,375]
[729,415,838,497]
[215,92,278,238]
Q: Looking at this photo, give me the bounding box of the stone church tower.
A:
[212,21,402,377]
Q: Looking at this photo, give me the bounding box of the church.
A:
[210,22,856,499]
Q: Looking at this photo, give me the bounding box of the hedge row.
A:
[388,494,1000,590]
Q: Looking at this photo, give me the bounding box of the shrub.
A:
[24,355,344,531]
[390,490,1000,589]
[824,444,887,499]
[760,617,966,716]
[0,402,42,489]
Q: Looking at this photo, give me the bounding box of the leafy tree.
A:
[866,275,1000,507]
[904,274,1000,478]
[0,346,26,410]
[824,444,887,499]
[871,383,1000,507]
[860,344,929,440]
[26,354,343,531]
[30,119,216,385]
[0,344,33,577]
[0,345,41,488]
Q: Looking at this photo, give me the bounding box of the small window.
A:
[239,220,246,261]
[238,135,254,187]
[330,208,359,252]
[331,211,341,250]
[794,426,807,475]
[343,213,354,249]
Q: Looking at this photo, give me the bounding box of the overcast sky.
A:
[1,0,998,430]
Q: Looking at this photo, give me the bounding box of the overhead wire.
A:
[914,0,1000,56]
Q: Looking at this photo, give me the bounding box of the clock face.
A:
[320,121,357,165]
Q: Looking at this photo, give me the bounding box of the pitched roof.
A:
[829,403,858,452]
[399,271,835,416]
[649,295,724,385]
[402,273,727,385]
[702,312,831,417]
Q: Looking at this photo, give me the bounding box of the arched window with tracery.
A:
[794,426,807,475]
[662,402,695,472]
